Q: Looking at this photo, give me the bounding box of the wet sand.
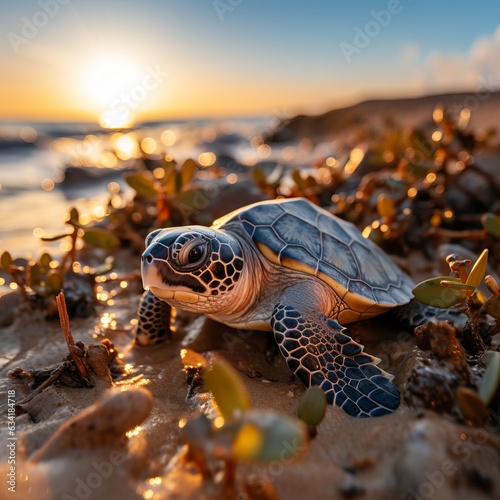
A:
[1,95,500,498]
[1,247,499,499]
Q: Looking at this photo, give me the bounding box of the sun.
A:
[85,55,142,129]
[85,55,142,105]
[98,108,135,130]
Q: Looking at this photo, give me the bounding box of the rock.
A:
[394,414,500,499]
[0,289,22,327]
[30,387,153,462]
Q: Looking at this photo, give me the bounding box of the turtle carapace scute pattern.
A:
[137,198,417,417]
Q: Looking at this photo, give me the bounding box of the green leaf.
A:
[482,213,500,238]
[108,212,123,225]
[297,386,327,428]
[251,167,267,186]
[412,276,465,308]
[124,172,157,198]
[204,358,251,421]
[68,207,79,225]
[486,295,500,319]
[174,172,183,193]
[162,159,177,173]
[1,251,13,271]
[304,174,318,189]
[169,188,208,211]
[46,271,63,294]
[466,249,488,287]
[479,351,500,405]
[26,262,41,287]
[292,169,306,192]
[456,387,489,426]
[439,280,476,296]
[376,194,395,218]
[231,422,263,461]
[181,159,197,186]
[232,410,308,462]
[410,129,435,158]
[39,252,52,270]
[82,228,120,249]
[159,161,176,188]
[162,166,178,193]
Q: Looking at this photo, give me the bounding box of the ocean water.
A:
[0,141,68,255]
[0,116,321,258]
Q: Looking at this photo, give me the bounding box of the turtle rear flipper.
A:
[389,298,465,331]
[272,302,400,418]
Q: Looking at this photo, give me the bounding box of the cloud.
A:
[400,42,421,64]
[425,25,500,92]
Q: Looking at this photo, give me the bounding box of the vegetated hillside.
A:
[269,91,500,143]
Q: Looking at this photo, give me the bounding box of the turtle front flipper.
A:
[135,289,172,346]
[271,301,400,418]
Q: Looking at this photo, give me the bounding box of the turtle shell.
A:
[213,198,414,323]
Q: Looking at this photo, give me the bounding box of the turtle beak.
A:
[141,249,161,291]
[141,248,178,300]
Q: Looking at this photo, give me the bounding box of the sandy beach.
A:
[1,90,500,498]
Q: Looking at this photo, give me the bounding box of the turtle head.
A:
[141,226,245,312]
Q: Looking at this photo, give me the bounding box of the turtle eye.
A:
[188,244,204,264]
[176,238,209,269]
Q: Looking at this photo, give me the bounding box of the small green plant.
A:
[0,207,116,312]
[300,105,500,254]
[179,355,319,497]
[123,158,209,227]
[251,163,286,198]
[412,250,500,424]
[41,206,120,267]
[1,250,62,301]
[412,249,500,351]
[456,346,500,426]
[297,386,327,437]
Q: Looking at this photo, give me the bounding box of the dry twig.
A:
[56,292,91,382]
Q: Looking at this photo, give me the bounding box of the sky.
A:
[1,0,500,125]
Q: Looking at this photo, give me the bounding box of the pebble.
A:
[30,387,153,462]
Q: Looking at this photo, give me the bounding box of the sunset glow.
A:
[85,56,142,106]
[84,56,141,128]
[0,1,499,123]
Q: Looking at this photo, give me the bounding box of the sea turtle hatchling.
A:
[136,198,448,417]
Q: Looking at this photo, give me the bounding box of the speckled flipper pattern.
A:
[272,303,400,417]
[135,289,171,346]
